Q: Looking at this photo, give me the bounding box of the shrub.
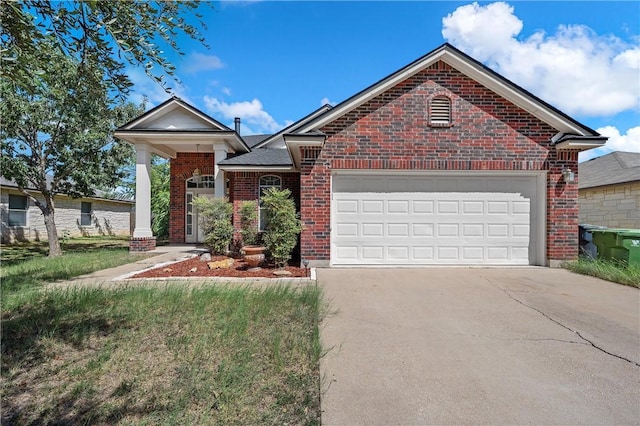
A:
[261,188,302,268]
[193,196,233,255]
[239,200,259,246]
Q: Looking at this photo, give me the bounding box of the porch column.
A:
[131,143,155,251]
[214,146,227,198]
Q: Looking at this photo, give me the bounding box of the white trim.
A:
[123,98,228,131]
[555,140,607,151]
[252,105,332,150]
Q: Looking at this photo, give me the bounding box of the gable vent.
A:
[430,96,452,126]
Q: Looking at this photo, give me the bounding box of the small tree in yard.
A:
[262,188,302,268]
[239,200,259,247]
[193,197,233,255]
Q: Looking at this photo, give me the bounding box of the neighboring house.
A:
[115,43,606,267]
[578,152,640,228]
[1,177,134,243]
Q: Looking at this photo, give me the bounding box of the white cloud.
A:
[222,87,232,96]
[320,97,337,106]
[203,96,284,134]
[579,126,640,162]
[442,2,640,117]
[183,53,224,74]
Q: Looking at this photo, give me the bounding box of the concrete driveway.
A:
[318,268,639,425]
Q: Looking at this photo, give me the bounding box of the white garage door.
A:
[331,173,545,266]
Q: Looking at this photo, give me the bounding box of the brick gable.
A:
[300,61,579,265]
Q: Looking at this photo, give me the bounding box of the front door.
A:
[185,176,216,243]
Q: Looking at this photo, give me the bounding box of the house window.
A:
[429,96,452,126]
[80,202,92,226]
[259,175,282,231]
[8,194,28,226]
[186,175,215,189]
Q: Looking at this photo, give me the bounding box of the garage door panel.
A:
[332,176,540,266]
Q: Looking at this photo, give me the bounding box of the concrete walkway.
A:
[61,244,209,285]
[318,267,640,425]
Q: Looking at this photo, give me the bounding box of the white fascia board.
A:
[441,53,591,135]
[254,105,333,150]
[114,131,249,153]
[284,135,326,170]
[123,99,228,131]
[555,139,607,151]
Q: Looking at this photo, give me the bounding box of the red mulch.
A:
[130,255,308,279]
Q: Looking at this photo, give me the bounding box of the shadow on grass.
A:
[0,291,146,425]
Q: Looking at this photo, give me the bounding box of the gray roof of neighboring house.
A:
[242,134,272,148]
[0,176,134,203]
[219,148,292,167]
[579,151,640,189]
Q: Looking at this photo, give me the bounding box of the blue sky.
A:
[129,1,640,161]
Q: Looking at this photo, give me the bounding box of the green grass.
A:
[565,257,640,287]
[0,236,131,265]
[1,248,147,298]
[1,284,324,425]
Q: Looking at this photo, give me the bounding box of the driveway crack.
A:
[483,276,640,367]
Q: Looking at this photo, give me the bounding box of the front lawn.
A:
[1,236,131,265]
[1,284,323,425]
[1,237,324,424]
[1,248,148,309]
[565,257,640,288]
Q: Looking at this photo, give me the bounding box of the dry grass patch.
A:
[1,284,323,425]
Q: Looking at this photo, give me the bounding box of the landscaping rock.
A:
[189,267,198,273]
[208,258,234,270]
[273,269,292,276]
[200,253,212,262]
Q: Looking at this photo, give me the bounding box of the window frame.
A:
[258,175,282,231]
[8,194,28,227]
[186,175,215,189]
[80,201,92,226]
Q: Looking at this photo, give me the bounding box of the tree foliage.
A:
[0,41,142,256]
[193,197,233,256]
[150,159,170,239]
[239,200,259,247]
[1,0,211,99]
[262,188,302,268]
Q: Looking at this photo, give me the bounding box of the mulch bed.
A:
[130,255,308,279]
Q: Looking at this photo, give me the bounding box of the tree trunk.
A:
[42,194,62,257]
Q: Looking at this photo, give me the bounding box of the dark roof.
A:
[0,176,134,202]
[218,149,292,167]
[579,152,640,189]
[242,134,272,148]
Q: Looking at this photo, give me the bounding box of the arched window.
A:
[186,175,215,189]
[429,96,452,127]
[259,175,282,231]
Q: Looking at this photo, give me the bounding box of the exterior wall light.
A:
[562,168,575,183]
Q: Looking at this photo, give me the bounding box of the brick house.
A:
[115,44,606,267]
[578,152,640,228]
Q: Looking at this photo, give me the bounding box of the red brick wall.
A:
[301,61,579,264]
[169,152,215,243]
[228,171,300,244]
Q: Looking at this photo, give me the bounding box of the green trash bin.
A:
[615,230,640,267]
[591,229,619,260]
